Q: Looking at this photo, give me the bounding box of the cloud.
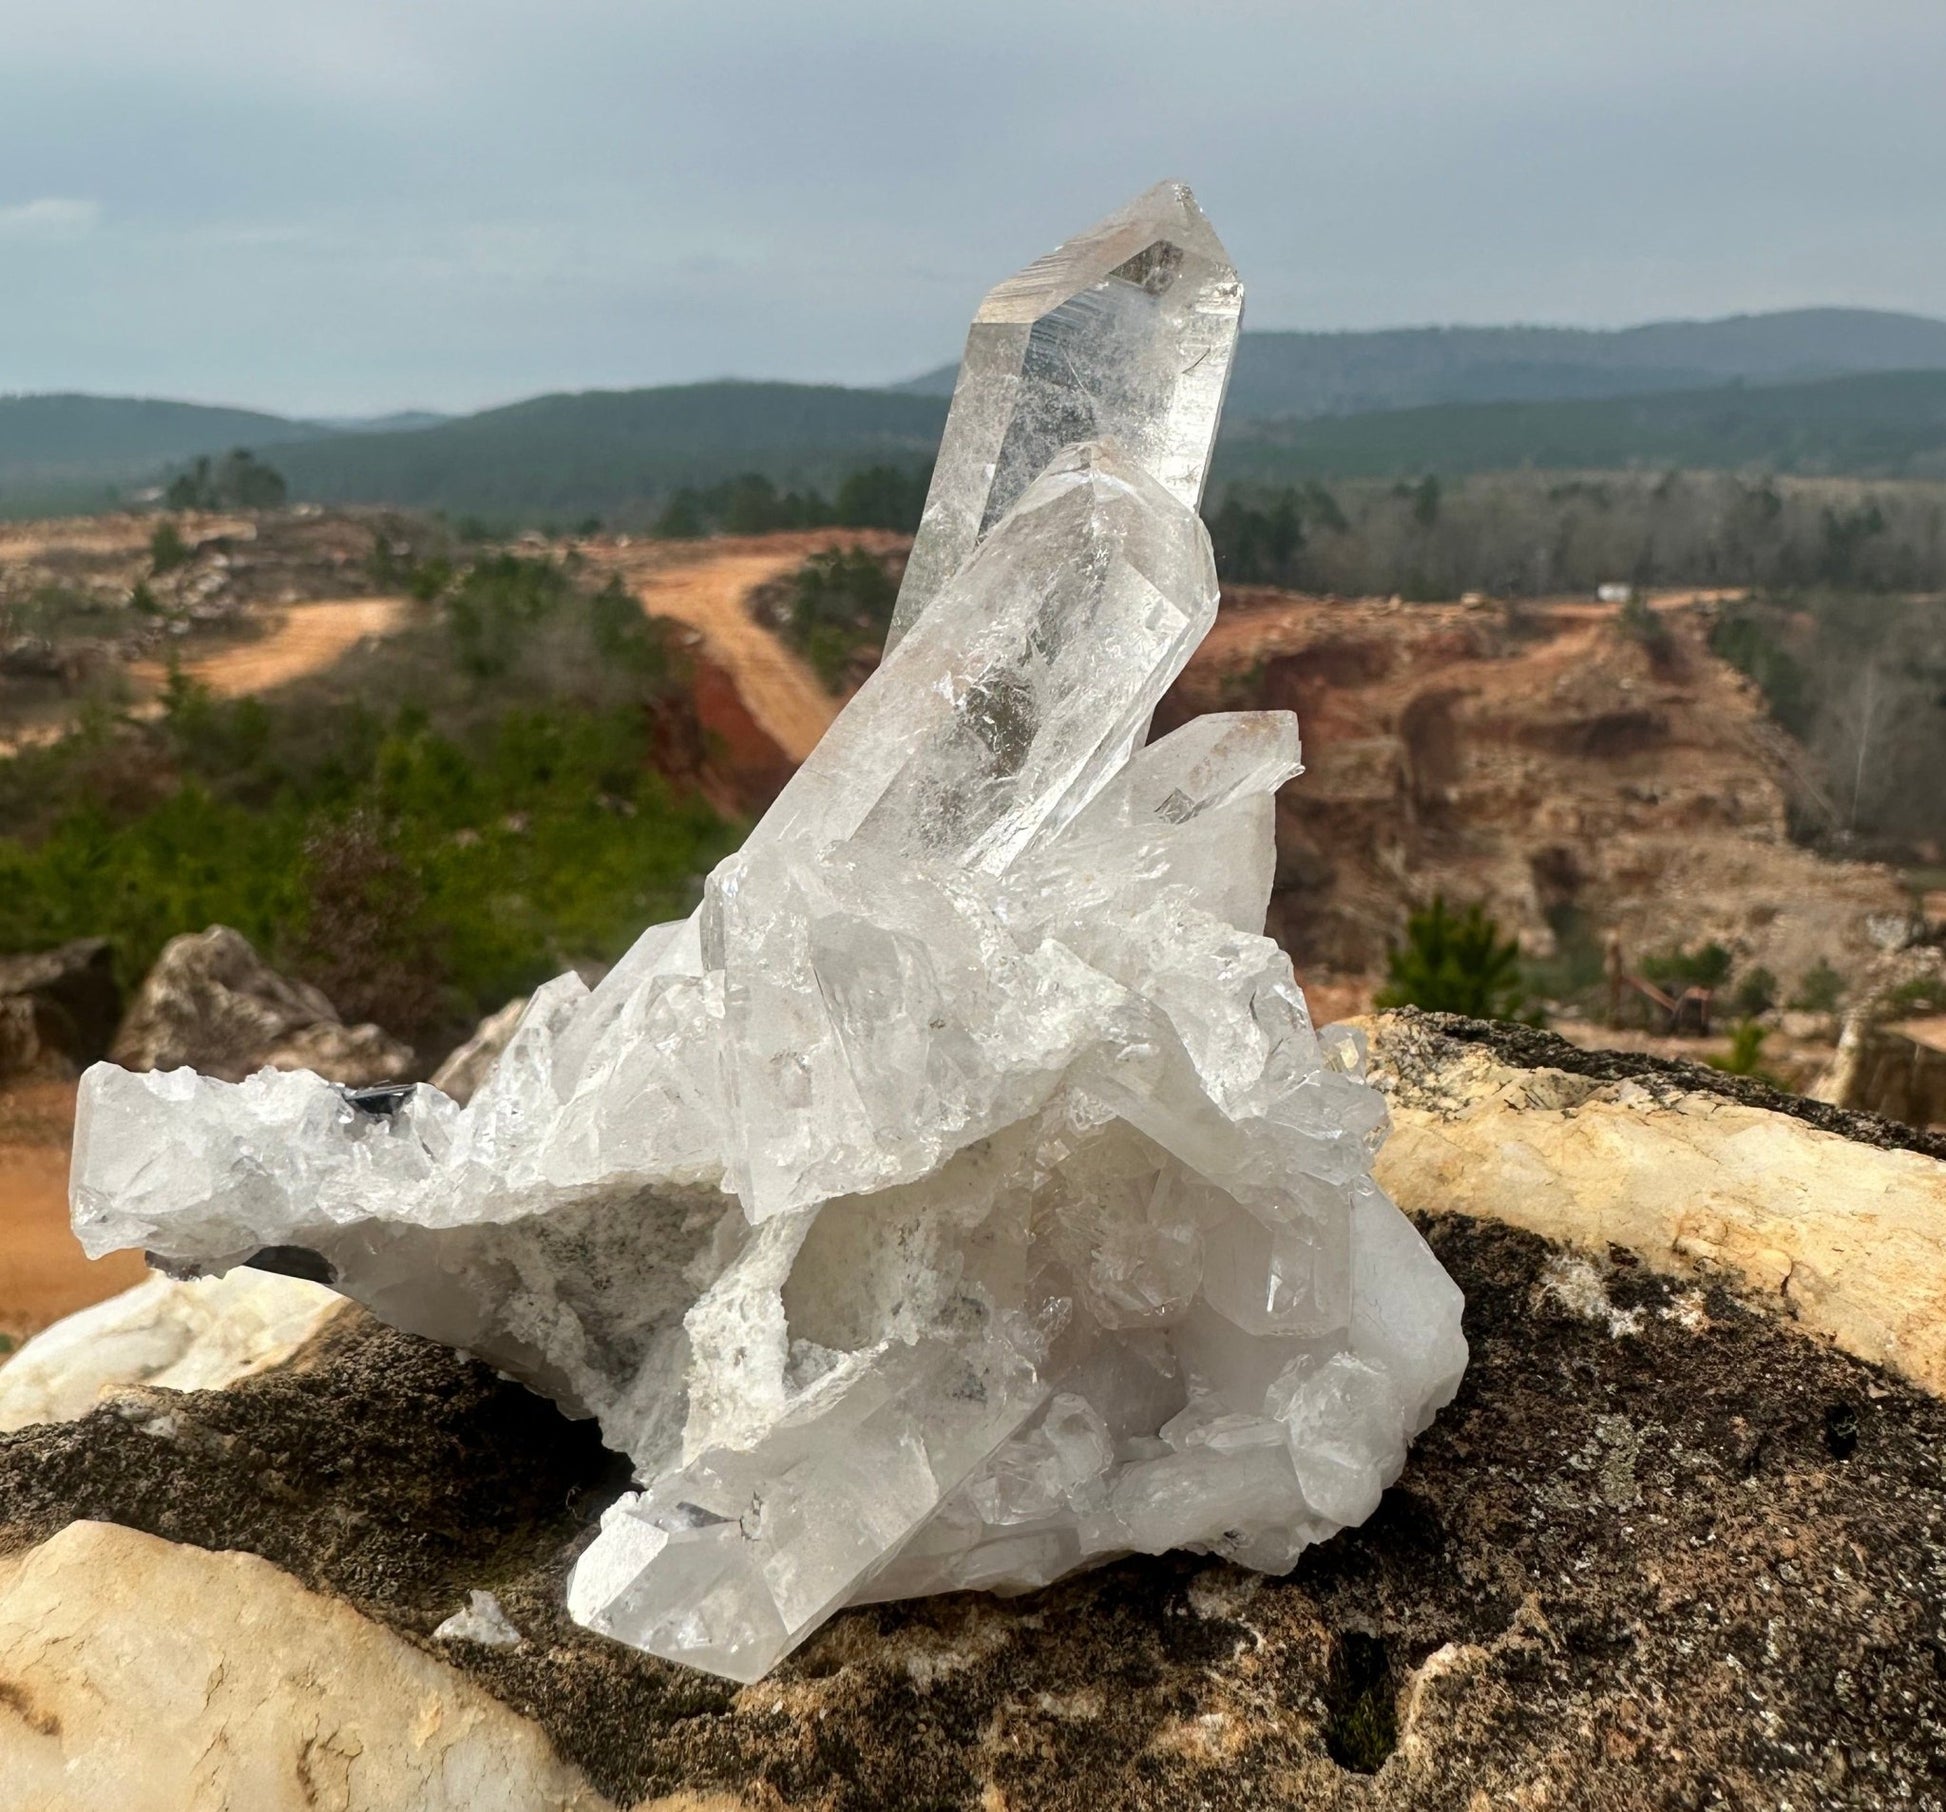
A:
[0,197,101,240]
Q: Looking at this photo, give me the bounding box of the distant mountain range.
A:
[270,382,946,520]
[1214,368,1946,484]
[4,308,1946,522]
[899,308,1946,419]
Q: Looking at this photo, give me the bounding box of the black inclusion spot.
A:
[1823,1401,1861,1460]
[1322,1631,1398,1773]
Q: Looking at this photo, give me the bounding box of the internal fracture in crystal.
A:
[70,183,1467,1686]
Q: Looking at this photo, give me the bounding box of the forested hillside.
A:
[271,383,948,523]
[1212,371,1946,484]
[900,308,1946,417]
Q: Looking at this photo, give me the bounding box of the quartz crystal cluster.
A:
[70,181,1467,1684]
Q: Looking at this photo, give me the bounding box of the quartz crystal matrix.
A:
[71,183,1467,1685]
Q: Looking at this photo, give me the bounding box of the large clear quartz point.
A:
[68,183,1466,1687]
[888,179,1243,650]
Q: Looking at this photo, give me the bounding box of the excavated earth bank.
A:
[2,1015,1944,1809]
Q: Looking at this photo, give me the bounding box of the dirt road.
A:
[130,596,409,701]
[631,547,844,762]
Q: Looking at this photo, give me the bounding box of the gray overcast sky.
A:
[2,0,1943,416]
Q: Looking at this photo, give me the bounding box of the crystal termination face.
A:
[887,180,1243,651]
[69,189,1466,1687]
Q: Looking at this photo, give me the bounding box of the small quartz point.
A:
[69,184,1466,1687]
[433,1590,523,1649]
[888,180,1243,650]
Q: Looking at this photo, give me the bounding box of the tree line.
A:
[1206,470,1946,597]
[651,465,931,539]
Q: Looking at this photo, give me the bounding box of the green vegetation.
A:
[652,463,931,539]
[772,548,899,690]
[1709,610,1812,737]
[0,555,738,1054]
[1519,906,1609,1015]
[1876,975,1946,1018]
[0,394,326,496]
[434,552,578,679]
[164,449,288,510]
[1214,370,1946,486]
[1790,960,1847,1013]
[1375,896,1526,1020]
[0,581,124,649]
[270,382,946,526]
[1640,941,1734,993]
[1708,1020,1782,1084]
[654,473,839,538]
[1320,1631,1399,1774]
[149,520,191,574]
[1730,965,1779,1019]
[1207,488,1311,586]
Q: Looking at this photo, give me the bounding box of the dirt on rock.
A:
[3,1025,1944,1809]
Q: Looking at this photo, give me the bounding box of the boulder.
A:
[0,937,119,1081]
[0,1270,344,1433]
[429,995,529,1105]
[0,1521,621,1811]
[109,924,411,1085]
[2,1017,1944,1808]
[1361,1009,1946,1393]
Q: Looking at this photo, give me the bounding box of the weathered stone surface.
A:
[428,995,529,1106]
[1363,1009,1946,1393]
[108,923,411,1085]
[1811,1011,1946,1130]
[4,1173,1943,1808]
[0,1520,620,1811]
[0,936,118,1080]
[0,1270,343,1432]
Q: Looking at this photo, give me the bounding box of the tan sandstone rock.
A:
[1361,1008,1946,1393]
[0,1271,345,1433]
[0,1520,620,1812]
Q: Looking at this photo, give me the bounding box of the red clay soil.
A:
[690,653,797,815]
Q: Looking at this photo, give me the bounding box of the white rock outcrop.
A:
[0,1521,618,1812]
[1363,1011,1946,1392]
[0,1269,344,1432]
